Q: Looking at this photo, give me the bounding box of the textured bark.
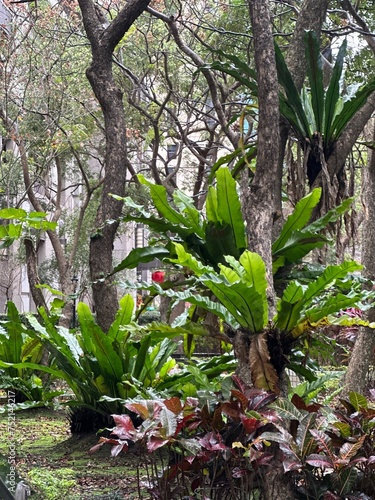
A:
[343,120,375,395]
[77,0,151,331]
[285,0,329,91]
[24,238,48,311]
[247,0,280,317]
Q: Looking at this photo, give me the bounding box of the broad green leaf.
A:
[0,208,27,219]
[218,263,241,283]
[0,360,66,381]
[132,335,151,380]
[239,250,268,324]
[202,274,266,331]
[304,293,361,323]
[216,167,246,250]
[77,302,123,381]
[204,222,240,265]
[348,391,368,411]
[21,337,43,364]
[205,186,220,223]
[304,261,362,304]
[107,294,134,342]
[276,282,304,331]
[273,230,328,262]
[333,421,351,438]
[208,144,257,183]
[138,175,187,226]
[239,250,267,295]
[3,301,24,364]
[170,243,214,276]
[272,189,322,255]
[324,39,346,144]
[112,246,170,273]
[301,87,316,132]
[275,42,311,137]
[173,190,204,238]
[304,31,324,133]
[121,214,192,239]
[307,197,354,233]
[330,79,375,142]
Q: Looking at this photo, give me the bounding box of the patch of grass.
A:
[27,468,76,499]
[0,408,144,498]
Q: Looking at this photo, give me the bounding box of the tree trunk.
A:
[275,0,329,213]
[77,0,151,331]
[24,238,48,311]
[246,0,280,315]
[245,1,295,497]
[343,120,375,395]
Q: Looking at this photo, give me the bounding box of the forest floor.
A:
[0,407,150,499]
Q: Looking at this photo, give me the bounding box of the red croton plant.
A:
[91,378,375,499]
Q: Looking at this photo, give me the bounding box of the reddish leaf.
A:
[147,436,170,452]
[112,414,136,440]
[292,394,321,413]
[305,453,334,468]
[164,396,183,415]
[291,393,307,410]
[198,432,228,451]
[125,401,161,420]
[110,441,128,457]
[232,467,250,478]
[212,404,224,431]
[221,401,242,420]
[240,416,259,435]
[230,389,249,411]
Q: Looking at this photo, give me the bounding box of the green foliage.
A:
[115,168,369,394]
[278,32,375,152]
[0,209,57,249]
[0,299,235,419]
[27,468,75,500]
[0,303,56,407]
[115,166,246,273]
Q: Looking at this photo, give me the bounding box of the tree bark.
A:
[285,0,329,91]
[24,238,48,311]
[343,119,375,395]
[77,0,151,331]
[246,0,280,316]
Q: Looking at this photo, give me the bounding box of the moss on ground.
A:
[0,408,145,498]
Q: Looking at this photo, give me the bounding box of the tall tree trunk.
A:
[343,120,375,395]
[246,0,279,315]
[77,0,151,331]
[24,238,48,311]
[246,1,294,497]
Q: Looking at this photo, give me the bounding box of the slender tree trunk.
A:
[245,2,294,498]
[246,0,279,315]
[24,238,48,311]
[77,0,151,331]
[343,120,375,395]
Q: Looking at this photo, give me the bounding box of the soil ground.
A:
[0,407,150,499]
